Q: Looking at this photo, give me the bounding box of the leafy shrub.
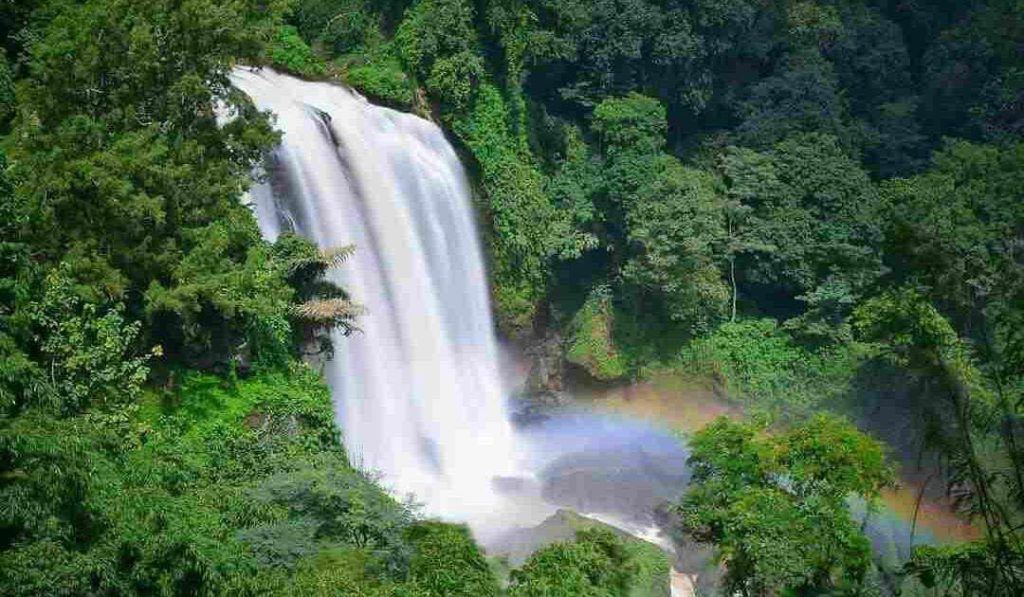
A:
[566,285,628,380]
[393,0,477,80]
[623,538,673,597]
[404,521,500,595]
[426,51,484,112]
[508,528,640,596]
[33,265,151,414]
[678,318,864,414]
[345,59,415,109]
[291,0,380,56]
[0,364,357,595]
[270,25,327,78]
[145,211,296,367]
[451,83,567,335]
[289,547,397,595]
[247,464,414,577]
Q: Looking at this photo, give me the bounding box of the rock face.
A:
[513,332,570,425]
[524,332,565,394]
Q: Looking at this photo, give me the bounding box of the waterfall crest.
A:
[231,68,517,526]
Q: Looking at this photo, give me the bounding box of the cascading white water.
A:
[231,71,694,576]
[231,68,519,528]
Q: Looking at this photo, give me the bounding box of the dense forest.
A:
[1,0,1022,595]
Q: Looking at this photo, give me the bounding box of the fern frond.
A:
[292,298,365,324]
[319,244,357,268]
[286,244,357,273]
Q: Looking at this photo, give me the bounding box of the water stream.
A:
[231,68,973,595]
[232,67,522,531]
[231,68,687,549]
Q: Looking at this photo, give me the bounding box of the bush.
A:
[404,522,500,595]
[270,25,327,78]
[33,265,150,414]
[566,285,628,380]
[291,0,379,56]
[345,59,415,109]
[677,319,864,414]
[509,528,640,596]
[452,84,561,336]
[426,51,484,113]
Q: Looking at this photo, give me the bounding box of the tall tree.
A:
[679,415,894,594]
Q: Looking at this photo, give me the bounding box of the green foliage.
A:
[425,51,484,113]
[287,547,398,595]
[451,83,563,334]
[853,288,966,371]
[245,464,414,576]
[0,365,353,595]
[33,265,151,414]
[884,140,1024,336]
[920,0,1024,141]
[404,521,500,595]
[545,125,602,258]
[593,93,667,153]
[291,0,380,56]
[0,10,385,590]
[144,211,295,365]
[622,545,671,597]
[854,288,1024,591]
[621,159,728,334]
[0,49,14,128]
[720,133,884,319]
[589,93,730,344]
[508,528,640,596]
[6,0,1024,592]
[394,0,478,82]
[271,232,362,355]
[566,285,627,380]
[7,0,288,363]
[345,58,415,109]
[678,318,866,414]
[270,25,327,78]
[735,50,852,150]
[905,541,1024,597]
[679,415,894,594]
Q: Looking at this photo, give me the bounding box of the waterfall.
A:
[231,68,518,528]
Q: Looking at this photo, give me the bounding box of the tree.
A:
[621,159,728,334]
[855,289,1024,592]
[594,93,728,336]
[143,211,295,367]
[827,3,925,177]
[32,265,151,414]
[920,0,1024,142]
[734,49,850,150]
[271,233,362,358]
[508,528,639,596]
[289,0,380,57]
[678,415,894,594]
[9,0,285,360]
[883,140,1024,339]
[720,133,884,328]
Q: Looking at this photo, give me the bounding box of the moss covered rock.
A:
[566,286,628,381]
